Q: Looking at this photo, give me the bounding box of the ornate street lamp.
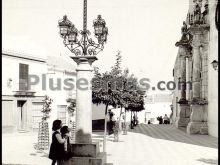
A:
[58,15,72,36]
[57,0,109,155]
[58,1,108,56]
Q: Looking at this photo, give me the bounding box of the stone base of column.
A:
[186,122,208,135]
[63,142,113,165]
[176,117,190,128]
[71,142,100,157]
[175,104,190,128]
[75,130,92,143]
[64,152,108,165]
[186,104,208,135]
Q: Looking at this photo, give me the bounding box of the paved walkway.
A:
[2,124,218,165]
[98,124,218,165]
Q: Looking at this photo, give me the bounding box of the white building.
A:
[2,49,76,133]
[142,92,172,124]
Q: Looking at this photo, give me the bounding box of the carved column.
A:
[192,44,201,99]
[186,24,209,135]
[187,54,193,101]
[175,44,191,128]
[186,54,193,101]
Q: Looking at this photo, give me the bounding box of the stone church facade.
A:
[172,0,218,137]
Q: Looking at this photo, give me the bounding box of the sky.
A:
[2,0,189,92]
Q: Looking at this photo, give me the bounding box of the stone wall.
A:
[207,0,218,137]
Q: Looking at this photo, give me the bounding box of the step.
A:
[66,152,107,165]
[71,142,100,157]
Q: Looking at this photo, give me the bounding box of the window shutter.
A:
[19,63,29,90]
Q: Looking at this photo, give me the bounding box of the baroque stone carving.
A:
[175,21,193,49]
[194,2,202,24]
[191,0,209,25]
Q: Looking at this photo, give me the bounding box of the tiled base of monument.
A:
[71,142,100,157]
[63,142,113,165]
[186,122,208,134]
[186,104,208,135]
[176,117,190,127]
[175,104,190,128]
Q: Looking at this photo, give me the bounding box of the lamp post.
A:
[58,0,108,144]
[58,1,108,56]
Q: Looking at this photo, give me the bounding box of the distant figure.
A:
[163,114,169,124]
[169,111,173,124]
[148,120,151,124]
[108,110,115,135]
[157,116,163,124]
[113,118,120,142]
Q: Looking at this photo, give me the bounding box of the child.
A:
[49,120,67,165]
[60,126,72,159]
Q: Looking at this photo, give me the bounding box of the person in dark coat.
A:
[157,116,163,124]
[60,126,72,160]
[49,120,67,165]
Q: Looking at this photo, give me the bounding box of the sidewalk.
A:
[2,124,218,165]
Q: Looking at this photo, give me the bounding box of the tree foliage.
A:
[41,95,53,121]
[92,51,145,112]
[67,100,76,115]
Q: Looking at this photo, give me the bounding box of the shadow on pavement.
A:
[129,124,218,149]
[197,158,218,164]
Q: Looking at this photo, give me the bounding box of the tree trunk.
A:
[133,111,136,126]
[118,106,123,133]
[124,108,127,126]
[130,110,133,129]
[121,108,128,135]
[103,103,108,152]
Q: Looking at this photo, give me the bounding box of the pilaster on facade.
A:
[173,0,211,133]
[186,15,210,135]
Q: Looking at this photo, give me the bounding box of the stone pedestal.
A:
[68,56,113,165]
[175,104,190,128]
[186,104,208,134]
[63,142,108,165]
[71,143,100,157]
[66,152,107,165]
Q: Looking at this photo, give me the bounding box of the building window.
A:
[19,63,29,90]
[57,105,67,125]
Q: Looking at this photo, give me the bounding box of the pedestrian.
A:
[111,113,116,134]
[113,118,120,142]
[49,120,68,165]
[157,116,163,124]
[163,114,169,124]
[60,126,72,160]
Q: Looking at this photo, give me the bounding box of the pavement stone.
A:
[2,124,218,165]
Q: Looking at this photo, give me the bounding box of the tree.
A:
[92,50,146,149]
[92,51,123,151]
[41,95,53,121]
